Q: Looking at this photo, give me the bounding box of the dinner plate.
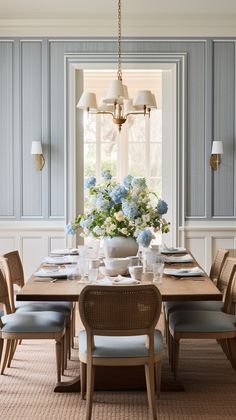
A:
[34,269,69,279]
[50,248,79,256]
[161,247,187,254]
[164,254,193,263]
[164,267,204,277]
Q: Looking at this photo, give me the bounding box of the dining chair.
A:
[168,260,236,379]
[79,284,164,420]
[0,268,65,381]
[0,251,72,367]
[164,249,229,319]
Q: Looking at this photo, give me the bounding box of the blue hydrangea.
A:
[131,177,147,192]
[96,196,110,212]
[109,185,127,204]
[101,170,112,181]
[80,215,95,229]
[65,223,76,235]
[157,199,168,215]
[137,229,152,247]
[122,200,140,219]
[123,174,134,189]
[84,176,96,189]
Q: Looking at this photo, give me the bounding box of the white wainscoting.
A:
[0,222,66,280]
[179,223,236,273]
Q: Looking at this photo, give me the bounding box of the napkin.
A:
[95,275,140,285]
[164,266,204,277]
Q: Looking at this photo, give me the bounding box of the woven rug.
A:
[0,338,236,420]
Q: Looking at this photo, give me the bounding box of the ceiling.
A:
[1,0,236,37]
[1,0,236,19]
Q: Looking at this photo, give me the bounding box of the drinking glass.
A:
[152,255,165,284]
[88,268,99,283]
[78,257,89,281]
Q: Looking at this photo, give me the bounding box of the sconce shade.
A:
[211,141,223,155]
[31,141,42,155]
[76,92,98,110]
[133,90,156,107]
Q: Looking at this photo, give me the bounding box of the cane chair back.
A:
[218,257,236,296]
[0,251,24,312]
[79,284,162,337]
[223,266,236,315]
[209,249,229,286]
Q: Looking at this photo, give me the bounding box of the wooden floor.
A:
[0,337,236,419]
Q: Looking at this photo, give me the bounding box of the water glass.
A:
[78,257,89,281]
[88,268,99,283]
[152,256,165,284]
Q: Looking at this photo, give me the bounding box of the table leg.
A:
[54,376,81,393]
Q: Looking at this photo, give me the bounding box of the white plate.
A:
[50,248,79,256]
[161,247,187,254]
[43,256,75,265]
[34,269,68,279]
[164,254,193,263]
[164,267,204,277]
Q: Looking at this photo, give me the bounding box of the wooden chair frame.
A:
[79,284,163,420]
[0,268,65,382]
[169,260,236,379]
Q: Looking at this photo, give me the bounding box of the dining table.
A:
[16,251,222,393]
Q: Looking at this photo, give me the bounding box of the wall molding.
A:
[1,17,236,37]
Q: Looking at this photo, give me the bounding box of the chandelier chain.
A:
[117,0,122,81]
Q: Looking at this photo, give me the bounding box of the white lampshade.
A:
[31,141,42,155]
[211,141,223,155]
[151,93,157,109]
[76,92,97,110]
[103,79,126,103]
[98,98,114,112]
[133,90,156,107]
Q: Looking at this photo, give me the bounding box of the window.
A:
[83,70,162,197]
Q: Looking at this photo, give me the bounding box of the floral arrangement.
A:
[66,170,170,248]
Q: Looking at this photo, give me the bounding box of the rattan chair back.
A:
[223,265,236,314]
[0,251,24,312]
[0,268,12,315]
[79,284,162,336]
[217,257,236,296]
[209,249,229,286]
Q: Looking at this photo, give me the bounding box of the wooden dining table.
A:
[16,254,222,393]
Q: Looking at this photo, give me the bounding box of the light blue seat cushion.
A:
[0,310,4,318]
[15,299,72,315]
[79,330,163,359]
[164,300,223,316]
[169,310,236,333]
[1,311,65,333]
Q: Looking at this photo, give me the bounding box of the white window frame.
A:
[64,55,185,248]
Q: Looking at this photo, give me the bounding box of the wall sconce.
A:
[31,141,45,171]
[209,141,223,170]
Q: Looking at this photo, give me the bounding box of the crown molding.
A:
[1,15,236,37]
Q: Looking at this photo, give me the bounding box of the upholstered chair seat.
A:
[79,330,163,360]
[1,311,65,333]
[169,310,236,333]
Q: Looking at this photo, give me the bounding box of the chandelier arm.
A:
[87,110,115,117]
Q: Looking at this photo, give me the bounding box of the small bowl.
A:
[99,266,120,277]
[103,257,131,275]
[128,265,143,281]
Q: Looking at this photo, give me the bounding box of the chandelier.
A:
[77,0,157,131]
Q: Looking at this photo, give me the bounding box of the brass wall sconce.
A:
[210,141,223,170]
[31,141,45,171]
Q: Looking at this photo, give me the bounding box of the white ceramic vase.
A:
[103,236,139,258]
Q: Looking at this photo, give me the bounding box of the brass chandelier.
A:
[77,0,157,131]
